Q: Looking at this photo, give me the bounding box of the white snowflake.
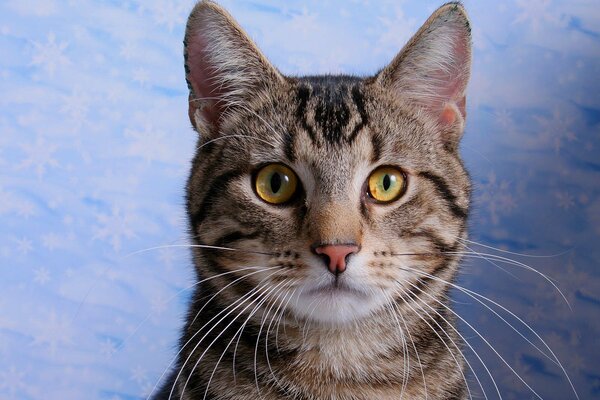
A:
[158,247,177,270]
[0,366,26,396]
[15,237,33,255]
[30,310,74,356]
[119,41,137,60]
[99,338,118,358]
[30,31,70,76]
[93,207,137,252]
[534,108,577,154]
[60,89,90,130]
[513,0,560,32]
[477,171,517,225]
[0,187,35,217]
[41,232,70,250]
[555,191,575,210]
[150,294,168,315]
[17,137,59,178]
[289,7,320,36]
[132,67,150,86]
[33,267,51,285]
[494,109,514,130]
[8,0,58,17]
[137,0,192,31]
[130,365,148,385]
[375,5,416,55]
[125,124,172,164]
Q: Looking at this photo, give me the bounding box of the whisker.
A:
[125,243,278,258]
[264,284,298,389]
[401,272,544,400]
[460,241,521,281]
[393,286,485,400]
[189,266,280,327]
[119,266,276,356]
[174,277,280,400]
[202,279,292,400]
[390,294,429,400]
[146,267,281,400]
[275,284,303,351]
[164,270,282,400]
[380,290,410,399]
[197,134,277,152]
[390,250,571,309]
[458,237,573,258]
[252,279,293,399]
[448,251,571,309]
[399,265,579,400]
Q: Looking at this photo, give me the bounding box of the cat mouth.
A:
[305,281,367,297]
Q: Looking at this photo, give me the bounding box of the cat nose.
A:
[313,244,360,275]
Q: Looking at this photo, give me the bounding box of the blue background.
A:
[0,1,599,399]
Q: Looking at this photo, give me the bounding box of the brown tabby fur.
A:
[154,1,472,399]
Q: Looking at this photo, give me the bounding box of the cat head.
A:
[184,1,472,325]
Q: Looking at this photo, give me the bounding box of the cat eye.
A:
[367,166,407,203]
[254,164,299,204]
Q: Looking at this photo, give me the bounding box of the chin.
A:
[289,284,386,326]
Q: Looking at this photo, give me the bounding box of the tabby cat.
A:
[154,1,472,399]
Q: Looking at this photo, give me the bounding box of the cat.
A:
[153,1,473,399]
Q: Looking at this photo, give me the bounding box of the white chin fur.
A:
[289,288,384,325]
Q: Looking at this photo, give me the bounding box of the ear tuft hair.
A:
[377,2,472,146]
[184,0,283,134]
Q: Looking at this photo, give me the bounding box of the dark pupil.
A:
[382,174,391,191]
[270,172,282,193]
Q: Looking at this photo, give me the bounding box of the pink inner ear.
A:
[440,104,457,126]
[186,32,223,129]
[426,25,470,127]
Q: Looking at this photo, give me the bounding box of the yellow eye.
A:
[367,166,406,203]
[255,164,298,204]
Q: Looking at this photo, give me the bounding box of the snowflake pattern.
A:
[30,31,70,76]
[0,1,599,399]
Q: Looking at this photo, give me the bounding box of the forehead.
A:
[289,77,375,190]
[223,75,437,183]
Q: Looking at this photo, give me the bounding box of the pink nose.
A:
[314,244,360,274]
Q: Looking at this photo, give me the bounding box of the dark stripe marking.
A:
[349,85,369,143]
[212,230,261,248]
[418,171,468,220]
[189,170,244,236]
[314,95,350,145]
[295,85,316,143]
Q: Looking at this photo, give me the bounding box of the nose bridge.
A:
[309,201,362,245]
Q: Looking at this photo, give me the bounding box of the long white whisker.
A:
[197,134,276,152]
[252,279,293,398]
[394,287,483,400]
[401,265,579,400]
[458,237,573,258]
[202,279,291,400]
[145,266,279,400]
[122,266,273,353]
[176,277,280,400]
[167,270,281,400]
[264,284,298,389]
[189,266,280,327]
[446,251,571,309]
[380,289,410,400]
[124,243,277,258]
[402,273,543,400]
[390,293,429,400]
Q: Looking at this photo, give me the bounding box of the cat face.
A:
[184,2,471,326]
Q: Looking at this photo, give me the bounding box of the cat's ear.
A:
[184,1,284,135]
[376,3,472,147]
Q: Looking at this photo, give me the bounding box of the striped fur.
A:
[156,1,473,399]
